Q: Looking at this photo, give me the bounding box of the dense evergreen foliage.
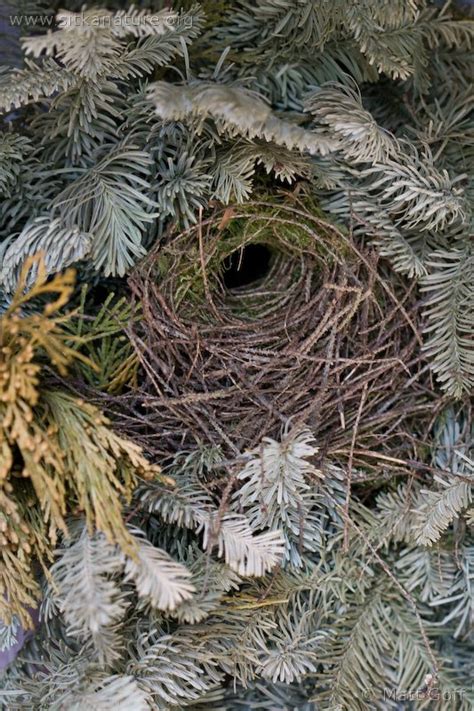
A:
[0,2,473,709]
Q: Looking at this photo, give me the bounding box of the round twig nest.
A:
[123,197,435,472]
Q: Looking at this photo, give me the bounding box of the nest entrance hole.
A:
[222,244,273,290]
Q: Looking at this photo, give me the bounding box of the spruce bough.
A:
[0,2,473,709]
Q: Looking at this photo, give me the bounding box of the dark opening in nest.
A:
[114,199,435,475]
[222,244,273,290]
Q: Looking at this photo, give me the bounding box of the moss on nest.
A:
[154,194,354,318]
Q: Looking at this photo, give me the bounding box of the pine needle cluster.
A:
[0,1,473,709]
[1,421,473,709]
[0,0,472,393]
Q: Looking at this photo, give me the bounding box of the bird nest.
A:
[121,197,436,475]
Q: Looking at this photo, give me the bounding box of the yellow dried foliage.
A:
[0,258,161,626]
